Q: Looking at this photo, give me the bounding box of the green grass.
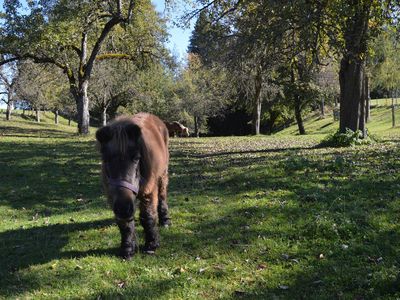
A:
[1,107,400,299]
[277,104,400,140]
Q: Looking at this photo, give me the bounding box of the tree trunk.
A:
[365,75,370,123]
[6,101,12,121]
[194,116,199,137]
[392,95,396,128]
[359,73,367,138]
[294,95,306,135]
[54,109,59,125]
[339,56,365,133]
[320,98,325,117]
[76,80,90,134]
[252,97,262,135]
[101,107,107,127]
[252,68,262,135]
[35,108,41,123]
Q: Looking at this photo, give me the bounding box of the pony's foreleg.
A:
[140,193,160,253]
[158,173,171,227]
[116,218,138,259]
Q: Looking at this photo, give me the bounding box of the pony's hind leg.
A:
[158,173,171,227]
[140,193,160,253]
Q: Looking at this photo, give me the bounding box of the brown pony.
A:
[96,113,171,259]
[164,121,189,137]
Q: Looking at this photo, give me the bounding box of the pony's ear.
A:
[96,126,112,144]
[125,124,141,140]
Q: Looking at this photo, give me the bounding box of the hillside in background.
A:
[1,100,399,139]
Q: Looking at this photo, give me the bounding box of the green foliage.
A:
[320,128,373,147]
[176,54,229,131]
[370,29,400,95]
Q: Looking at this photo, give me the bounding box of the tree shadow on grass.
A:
[166,141,400,299]
[0,218,115,298]
[162,176,400,299]
[0,125,76,138]
[1,132,399,298]
[0,139,103,214]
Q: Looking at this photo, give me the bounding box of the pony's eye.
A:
[131,155,140,161]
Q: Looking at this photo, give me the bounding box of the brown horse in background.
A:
[164,121,190,137]
[96,113,171,259]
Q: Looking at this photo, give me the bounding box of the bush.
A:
[320,128,373,147]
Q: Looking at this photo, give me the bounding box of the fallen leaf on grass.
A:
[257,263,267,270]
[116,280,126,289]
[173,267,186,274]
[32,213,39,221]
[279,285,289,290]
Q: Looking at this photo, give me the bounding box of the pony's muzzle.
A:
[112,190,135,220]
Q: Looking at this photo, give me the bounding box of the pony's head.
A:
[96,123,142,220]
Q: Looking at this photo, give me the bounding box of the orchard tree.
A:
[325,0,398,136]
[0,61,17,120]
[178,53,228,136]
[15,61,59,122]
[0,0,167,134]
[118,62,181,121]
[89,60,136,126]
[188,0,399,137]
[370,29,400,127]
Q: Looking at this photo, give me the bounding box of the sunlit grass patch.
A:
[0,111,400,299]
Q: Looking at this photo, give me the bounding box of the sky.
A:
[152,0,194,61]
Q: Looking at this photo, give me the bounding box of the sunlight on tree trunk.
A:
[252,68,262,135]
[294,95,306,135]
[35,108,40,123]
[101,107,107,127]
[6,101,12,121]
[76,81,90,134]
[54,110,59,125]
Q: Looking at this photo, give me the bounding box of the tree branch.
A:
[127,0,135,22]
[59,45,82,57]
[83,16,123,81]
[182,0,218,23]
[95,53,134,61]
[214,0,242,23]
[0,56,20,66]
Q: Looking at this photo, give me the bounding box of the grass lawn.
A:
[0,107,400,299]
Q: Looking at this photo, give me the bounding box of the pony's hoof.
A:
[143,241,159,254]
[160,219,172,228]
[119,242,138,259]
